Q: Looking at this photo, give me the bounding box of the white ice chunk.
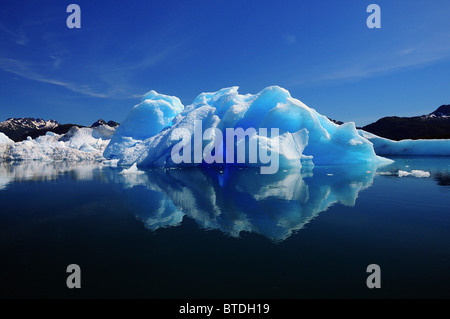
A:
[398,170,431,178]
[120,163,145,175]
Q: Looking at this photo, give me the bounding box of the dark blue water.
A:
[0,158,449,298]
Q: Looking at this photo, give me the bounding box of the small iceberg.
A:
[120,163,145,175]
[398,170,431,178]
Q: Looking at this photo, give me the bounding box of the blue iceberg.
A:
[104,86,391,170]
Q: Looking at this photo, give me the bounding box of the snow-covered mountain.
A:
[0,118,120,142]
[362,105,450,140]
[91,119,120,128]
[0,118,59,141]
[427,104,450,118]
[1,117,59,130]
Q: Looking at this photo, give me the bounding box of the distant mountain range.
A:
[362,104,450,140]
[0,118,119,142]
[1,104,449,142]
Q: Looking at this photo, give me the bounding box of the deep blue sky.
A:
[0,0,449,126]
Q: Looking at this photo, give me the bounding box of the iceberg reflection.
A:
[0,160,378,241]
[116,164,377,241]
[0,161,104,189]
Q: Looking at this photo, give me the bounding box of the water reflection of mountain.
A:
[115,165,377,242]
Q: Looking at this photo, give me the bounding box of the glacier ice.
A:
[0,125,116,162]
[103,90,183,159]
[104,86,389,169]
[0,133,14,161]
[0,132,13,145]
[360,131,450,156]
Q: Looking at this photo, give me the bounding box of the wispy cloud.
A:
[283,34,296,44]
[0,23,29,46]
[0,56,109,98]
[288,41,450,87]
[396,48,416,56]
[105,46,180,73]
[49,55,62,69]
[0,17,186,100]
[317,47,450,82]
[0,42,182,99]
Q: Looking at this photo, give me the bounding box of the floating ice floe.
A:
[398,170,431,178]
[377,171,394,175]
[120,162,145,175]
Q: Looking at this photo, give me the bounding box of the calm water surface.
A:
[0,157,449,298]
